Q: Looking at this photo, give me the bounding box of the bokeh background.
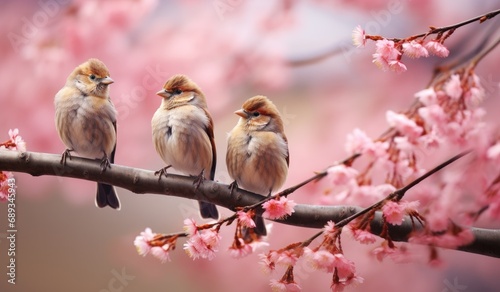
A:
[1,0,499,291]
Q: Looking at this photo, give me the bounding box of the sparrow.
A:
[226,95,289,236]
[54,58,120,210]
[151,74,219,220]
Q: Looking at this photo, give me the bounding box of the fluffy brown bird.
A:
[54,58,120,209]
[151,74,219,219]
[226,95,289,235]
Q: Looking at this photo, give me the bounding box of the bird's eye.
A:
[173,89,182,95]
[252,112,260,117]
[89,74,96,80]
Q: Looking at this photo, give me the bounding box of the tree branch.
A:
[1,150,499,258]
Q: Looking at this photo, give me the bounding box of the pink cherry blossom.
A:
[1,129,26,152]
[486,142,500,161]
[414,88,438,105]
[327,165,359,186]
[269,279,301,292]
[183,218,198,236]
[352,25,366,48]
[0,171,14,202]
[389,60,408,73]
[345,128,389,158]
[344,128,372,155]
[324,220,337,237]
[333,253,357,279]
[184,229,221,260]
[382,201,405,225]
[303,248,357,279]
[372,39,404,72]
[237,210,256,228]
[402,41,429,58]
[350,228,377,244]
[386,110,423,141]
[277,249,300,266]
[133,227,155,256]
[228,238,253,258]
[372,242,396,262]
[418,104,448,126]
[304,248,335,272]
[262,197,297,219]
[259,251,280,273]
[424,40,450,57]
[150,245,172,263]
[444,74,463,100]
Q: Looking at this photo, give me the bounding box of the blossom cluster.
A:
[0,129,26,201]
[263,221,364,291]
[352,25,450,73]
[134,197,297,263]
[322,61,498,266]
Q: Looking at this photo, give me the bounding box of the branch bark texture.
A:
[1,150,499,258]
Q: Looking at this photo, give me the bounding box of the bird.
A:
[151,74,219,220]
[54,58,120,210]
[226,95,289,236]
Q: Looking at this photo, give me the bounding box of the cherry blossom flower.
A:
[323,220,337,237]
[386,110,423,141]
[327,165,359,186]
[150,245,172,263]
[487,142,500,161]
[228,238,253,258]
[352,25,366,48]
[303,248,358,283]
[372,39,406,72]
[259,251,280,273]
[414,87,438,105]
[262,197,297,219]
[8,128,26,151]
[0,129,26,151]
[237,210,256,228]
[184,229,221,260]
[350,227,377,244]
[372,242,396,261]
[382,201,405,225]
[269,279,301,292]
[345,128,389,158]
[0,171,14,202]
[303,248,335,272]
[444,74,463,100]
[402,41,429,58]
[424,40,450,57]
[418,104,448,127]
[134,228,156,256]
[183,218,198,236]
[388,60,407,73]
[345,128,372,155]
[277,249,300,266]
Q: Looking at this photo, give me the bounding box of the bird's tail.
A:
[96,183,120,210]
[199,201,219,220]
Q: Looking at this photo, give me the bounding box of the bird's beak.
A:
[156,89,171,98]
[100,77,114,85]
[234,109,248,118]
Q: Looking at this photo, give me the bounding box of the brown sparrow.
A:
[151,74,219,219]
[226,95,289,235]
[54,58,120,209]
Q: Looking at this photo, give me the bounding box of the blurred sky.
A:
[0,0,499,291]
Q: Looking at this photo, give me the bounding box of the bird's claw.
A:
[60,149,73,166]
[154,165,172,181]
[193,169,205,190]
[99,156,112,173]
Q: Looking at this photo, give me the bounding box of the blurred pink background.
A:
[0,0,499,291]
